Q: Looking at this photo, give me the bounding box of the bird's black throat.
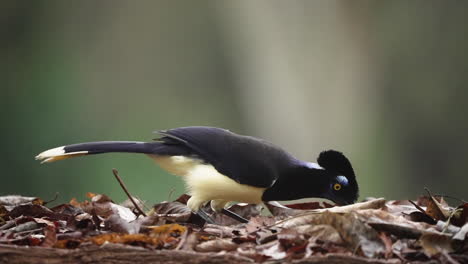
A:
[261,166,329,201]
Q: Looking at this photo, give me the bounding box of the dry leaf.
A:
[265,201,302,217]
[0,195,43,207]
[207,203,262,226]
[278,211,385,258]
[426,196,450,221]
[292,224,343,244]
[89,233,160,247]
[104,214,140,234]
[453,222,468,241]
[451,203,468,227]
[245,216,275,233]
[41,225,57,247]
[284,200,334,210]
[147,223,187,247]
[419,232,454,257]
[260,241,287,260]
[153,201,191,215]
[195,238,238,252]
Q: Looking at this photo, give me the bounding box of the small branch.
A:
[112,169,147,217]
[175,228,190,250]
[408,200,426,214]
[43,192,59,206]
[433,194,467,204]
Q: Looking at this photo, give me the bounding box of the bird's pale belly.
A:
[150,155,266,209]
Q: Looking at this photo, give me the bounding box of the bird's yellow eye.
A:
[333,183,342,191]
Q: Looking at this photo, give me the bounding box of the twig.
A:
[408,200,426,214]
[112,169,147,217]
[442,207,463,233]
[433,194,467,204]
[424,187,434,198]
[43,192,59,206]
[175,227,190,250]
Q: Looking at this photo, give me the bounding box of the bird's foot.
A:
[221,208,249,223]
[196,209,216,224]
[196,208,249,224]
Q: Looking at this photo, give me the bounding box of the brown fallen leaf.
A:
[265,201,302,217]
[177,232,198,251]
[425,195,451,221]
[277,199,387,230]
[453,222,468,241]
[0,205,7,220]
[245,216,276,233]
[203,224,242,238]
[278,211,385,258]
[367,222,423,239]
[356,208,434,232]
[53,238,82,249]
[6,205,75,230]
[76,193,137,222]
[89,233,161,247]
[405,211,437,225]
[385,200,421,215]
[149,200,193,224]
[0,195,43,208]
[259,241,287,260]
[321,198,387,213]
[391,239,430,262]
[434,220,460,235]
[206,203,262,226]
[152,201,191,215]
[284,200,335,210]
[147,223,187,247]
[50,203,84,216]
[267,198,382,218]
[104,214,140,234]
[292,224,343,244]
[41,225,57,248]
[451,203,468,227]
[419,232,454,257]
[109,203,137,222]
[379,232,394,259]
[195,238,238,252]
[277,228,308,258]
[119,196,146,212]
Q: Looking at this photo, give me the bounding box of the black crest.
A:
[317,150,355,179]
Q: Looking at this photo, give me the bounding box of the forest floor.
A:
[0,173,467,263]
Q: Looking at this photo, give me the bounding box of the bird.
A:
[35,126,359,223]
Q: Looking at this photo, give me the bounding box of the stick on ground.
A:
[112,168,147,217]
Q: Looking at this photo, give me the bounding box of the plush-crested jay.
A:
[36,126,359,223]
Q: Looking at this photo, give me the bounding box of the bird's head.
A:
[316,150,359,205]
[262,149,359,205]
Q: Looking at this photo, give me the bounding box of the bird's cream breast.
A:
[149,155,265,205]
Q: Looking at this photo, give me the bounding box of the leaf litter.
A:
[1,188,467,263]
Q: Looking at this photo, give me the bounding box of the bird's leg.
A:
[196,209,216,224]
[221,208,249,223]
[211,200,249,223]
[188,196,217,224]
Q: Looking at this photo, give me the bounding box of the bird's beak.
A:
[321,191,350,206]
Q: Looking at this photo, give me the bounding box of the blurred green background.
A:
[1,1,467,204]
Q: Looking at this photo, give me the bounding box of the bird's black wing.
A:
[154,126,296,188]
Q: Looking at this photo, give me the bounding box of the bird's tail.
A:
[35,141,159,163]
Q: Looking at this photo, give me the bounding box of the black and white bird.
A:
[35,126,359,222]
